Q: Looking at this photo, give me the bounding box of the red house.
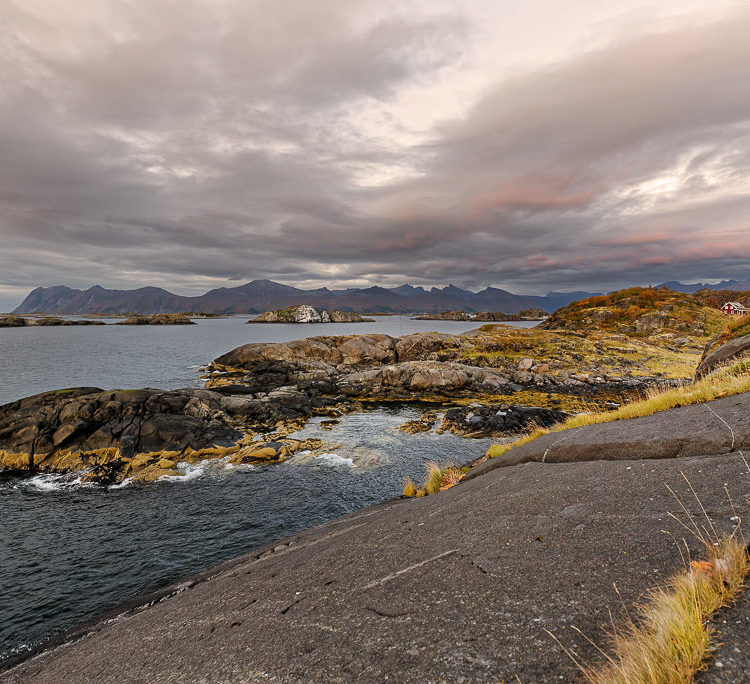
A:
[721,301,748,315]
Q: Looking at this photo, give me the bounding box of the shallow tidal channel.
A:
[0,408,494,665]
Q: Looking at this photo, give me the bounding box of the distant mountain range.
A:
[16,278,749,316]
[12,281,602,315]
[655,279,750,294]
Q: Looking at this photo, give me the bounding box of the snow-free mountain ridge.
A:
[13,281,600,315]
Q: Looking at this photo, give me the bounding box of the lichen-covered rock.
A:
[399,412,437,433]
[212,334,398,375]
[228,438,324,465]
[208,333,467,396]
[394,332,467,361]
[337,361,512,399]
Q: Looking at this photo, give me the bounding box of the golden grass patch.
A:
[402,461,466,497]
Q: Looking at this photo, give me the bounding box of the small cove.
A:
[0,317,527,664]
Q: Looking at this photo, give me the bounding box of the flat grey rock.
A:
[698,587,750,683]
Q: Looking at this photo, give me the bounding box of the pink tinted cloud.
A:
[600,230,678,246]
[466,176,601,219]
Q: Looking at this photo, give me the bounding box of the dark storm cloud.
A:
[1,1,750,311]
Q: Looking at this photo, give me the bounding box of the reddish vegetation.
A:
[541,286,724,337]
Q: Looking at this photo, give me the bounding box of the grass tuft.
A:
[424,461,444,495]
[402,462,466,497]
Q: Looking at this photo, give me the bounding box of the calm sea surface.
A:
[0,316,532,664]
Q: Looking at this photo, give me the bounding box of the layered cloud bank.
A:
[1,0,749,310]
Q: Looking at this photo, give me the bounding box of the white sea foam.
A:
[230,464,258,473]
[162,461,207,482]
[223,459,257,473]
[109,477,134,489]
[25,472,92,492]
[314,453,356,468]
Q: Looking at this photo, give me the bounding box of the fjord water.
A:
[0,317,527,664]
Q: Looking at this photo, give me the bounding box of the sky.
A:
[1,0,750,310]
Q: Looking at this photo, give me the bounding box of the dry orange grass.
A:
[572,535,749,683]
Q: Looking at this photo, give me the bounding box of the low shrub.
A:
[402,462,466,497]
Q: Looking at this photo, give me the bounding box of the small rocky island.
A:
[413,308,548,321]
[250,304,373,323]
[116,314,196,325]
[0,316,105,327]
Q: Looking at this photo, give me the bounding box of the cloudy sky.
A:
[1,0,749,309]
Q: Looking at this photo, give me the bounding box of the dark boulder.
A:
[440,405,568,437]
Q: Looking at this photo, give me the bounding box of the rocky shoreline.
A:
[0,321,700,484]
[0,387,334,484]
